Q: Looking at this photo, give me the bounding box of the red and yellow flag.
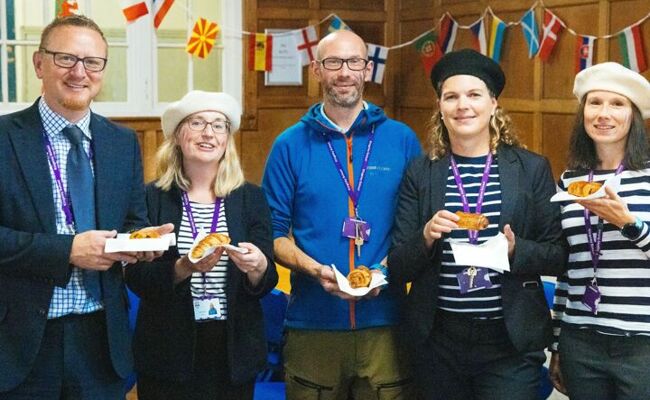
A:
[248,33,273,71]
[55,0,79,18]
[186,18,220,59]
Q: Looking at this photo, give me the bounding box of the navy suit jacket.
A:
[0,100,148,391]
[388,145,568,354]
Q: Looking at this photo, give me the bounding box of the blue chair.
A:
[539,280,557,399]
[124,287,140,394]
[255,289,288,399]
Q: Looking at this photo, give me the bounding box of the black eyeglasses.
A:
[186,117,230,134]
[40,48,107,72]
[318,57,369,71]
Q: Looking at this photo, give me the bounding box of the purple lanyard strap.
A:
[43,132,93,229]
[324,125,375,214]
[584,164,625,274]
[450,153,493,244]
[182,191,223,297]
[181,191,222,239]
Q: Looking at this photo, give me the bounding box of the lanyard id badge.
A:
[451,153,494,293]
[193,296,224,321]
[325,126,375,257]
[581,164,624,314]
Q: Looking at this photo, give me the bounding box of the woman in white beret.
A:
[550,63,650,399]
[124,91,277,400]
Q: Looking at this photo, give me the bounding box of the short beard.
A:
[61,97,91,111]
[325,84,363,108]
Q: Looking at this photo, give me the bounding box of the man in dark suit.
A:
[0,15,171,399]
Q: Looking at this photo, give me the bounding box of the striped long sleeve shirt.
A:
[551,166,650,350]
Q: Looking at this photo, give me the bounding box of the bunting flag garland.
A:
[152,0,175,29]
[538,9,564,62]
[414,31,443,76]
[618,25,647,72]
[158,8,650,84]
[186,18,220,59]
[469,18,488,55]
[488,16,507,63]
[367,44,388,84]
[56,0,79,18]
[437,14,459,54]
[295,26,319,66]
[121,0,148,24]
[520,9,540,58]
[575,35,596,73]
[248,33,273,71]
[328,16,351,33]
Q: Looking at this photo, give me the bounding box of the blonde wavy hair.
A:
[154,116,245,197]
[426,106,522,160]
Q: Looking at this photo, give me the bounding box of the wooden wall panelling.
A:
[397,0,649,179]
[114,1,649,189]
[242,0,397,184]
[112,117,163,184]
[542,113,575,177]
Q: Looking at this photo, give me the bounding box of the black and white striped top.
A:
[438,154,504,319]
[178,200,230,320]
[552,167,650,349]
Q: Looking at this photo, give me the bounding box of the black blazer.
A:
[388,145,567,354]
[124,182,278,385]
[0,101,148,391]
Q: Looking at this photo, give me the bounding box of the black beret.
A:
[430,48,506,98]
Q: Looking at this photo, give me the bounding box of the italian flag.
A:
[618,25,647,73]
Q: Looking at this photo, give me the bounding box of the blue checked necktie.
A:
[63,125,101,301]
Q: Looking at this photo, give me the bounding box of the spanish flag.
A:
[186,18,220,59]
[248,33,273,71]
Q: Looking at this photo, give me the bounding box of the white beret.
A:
[161,90,241,137]
[573,62,650,119]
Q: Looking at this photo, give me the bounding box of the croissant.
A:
[190,233,231,259]
[347,266,372,289]
[129,227,161,239]
[455,211,489,230]
[567,181,602,197]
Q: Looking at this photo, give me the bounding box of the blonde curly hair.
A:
[426,106,523,160]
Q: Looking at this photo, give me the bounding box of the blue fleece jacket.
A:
[262,102,422,330]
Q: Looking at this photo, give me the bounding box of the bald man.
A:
[262,30,422,399]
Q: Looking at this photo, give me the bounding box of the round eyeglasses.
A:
[40,48,107,72]
[186,118,230,134]
[318,57,369,71]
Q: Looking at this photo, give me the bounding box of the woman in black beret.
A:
[388,48,567,400]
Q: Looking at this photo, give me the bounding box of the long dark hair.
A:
[567,98,649,171]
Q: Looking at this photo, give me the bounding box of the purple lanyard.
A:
[181,191,222,239]
[43,132,94,228]
[324,125,375,213]
[450,153,493,244]
[584,164,624,272]
[182,192,223,298]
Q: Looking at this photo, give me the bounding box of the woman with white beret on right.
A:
[550,63,650,400]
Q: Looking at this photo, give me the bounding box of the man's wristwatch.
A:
[621,217,644,240]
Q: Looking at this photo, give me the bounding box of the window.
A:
[0,0,242,116]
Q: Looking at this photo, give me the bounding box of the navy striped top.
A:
[178,200,230,320]
[438,154,504,319]
[552,166,650,350]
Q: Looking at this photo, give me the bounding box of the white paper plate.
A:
[104,233,176,253]
[550,175,621,202]
[187,233,248,263]
[331,264,387,297]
